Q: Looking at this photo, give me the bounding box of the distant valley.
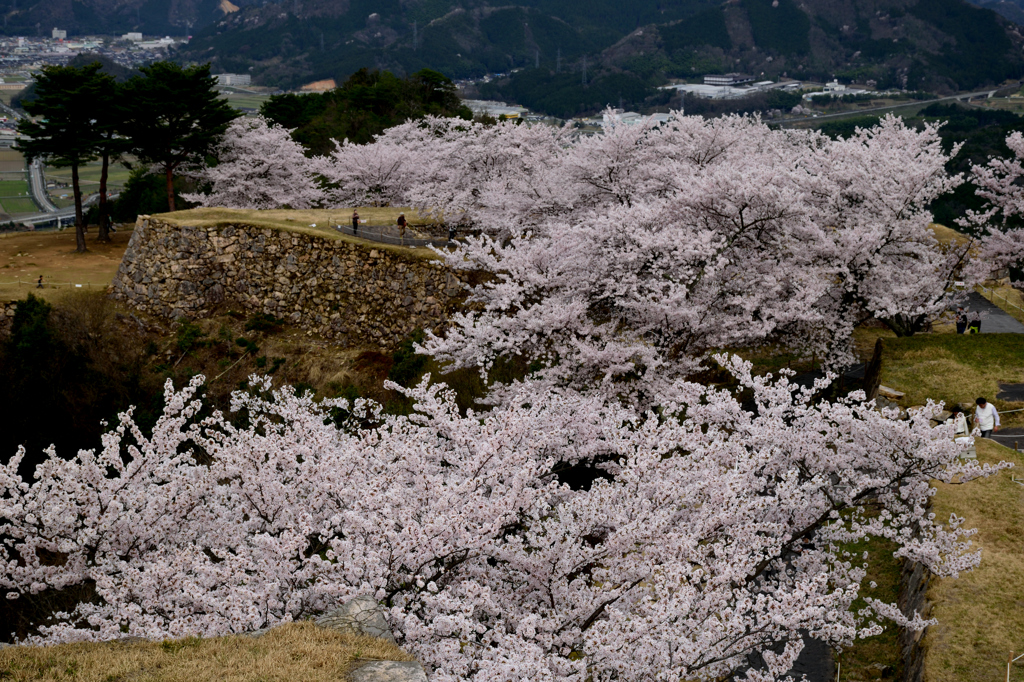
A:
[4,0,1023,118]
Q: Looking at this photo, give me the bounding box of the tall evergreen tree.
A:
[121,62,239,212]
[93,77,126,242]
[15,63,111,252]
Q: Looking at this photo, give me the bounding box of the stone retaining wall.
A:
[0,301,17,335]
[111,216,466,350]
[899,561,931,682]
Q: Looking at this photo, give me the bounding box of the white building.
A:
[215,73,252,86]
[122,32,144,42]
[51,28,67,40]
[823,79,847,93]
[704,73,753,87]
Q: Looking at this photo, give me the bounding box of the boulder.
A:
[349,661,427,682]
[314,594,396,643]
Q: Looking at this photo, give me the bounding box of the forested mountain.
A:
[0,0,259,37]
[6,0,1020,116]
[173,0,1024,112]
[967,0,1024,24]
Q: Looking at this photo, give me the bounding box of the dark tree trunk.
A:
[862,337,884,402]
[166,166,176,213]
[882,313,927,337]
[71,163,86,253]
[96,152,110,242]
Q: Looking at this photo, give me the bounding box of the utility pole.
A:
[582,56,587,85]
[412,21,417,50]
[535,49,539,68]
[320,31,324,51]
[556,47,561,73]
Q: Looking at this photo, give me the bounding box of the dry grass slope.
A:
[925,439,1024,682]
[0,622,415,682]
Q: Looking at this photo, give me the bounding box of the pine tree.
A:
[15,63,111,252]
[121,62,239,212]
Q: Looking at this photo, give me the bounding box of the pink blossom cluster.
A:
[1,365,1004,681]
[361,113,970,398]
[183,115,326,210]
[9,111,1014,680]
[963,131,1024,283]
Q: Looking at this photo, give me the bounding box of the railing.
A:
[328,221,460,249]
[978,284,1024,323]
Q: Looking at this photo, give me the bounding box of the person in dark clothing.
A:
[397,213,407,238]
[36,275,43,289]
[955,306,967,334]
[352,209,360,237]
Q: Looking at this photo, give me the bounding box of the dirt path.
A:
[0,228,132,302]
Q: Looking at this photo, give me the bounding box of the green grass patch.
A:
[0,197,38,214]
[879,334,1024,426]
[0,178,30,197]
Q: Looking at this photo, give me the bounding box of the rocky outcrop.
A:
[315,595,429,682]
[315,595,397,644]
[111,216,466,350]
[350,661,428,682]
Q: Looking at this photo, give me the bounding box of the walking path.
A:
[965,292,1024,334]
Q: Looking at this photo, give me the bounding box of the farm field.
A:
[0,197,38,214]
[0,148,24,172]
[0,178,30,197]
[46,160,133,192]
[218,89,274,112]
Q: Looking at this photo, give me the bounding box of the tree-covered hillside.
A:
[174,0,1023,117]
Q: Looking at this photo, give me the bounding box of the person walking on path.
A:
[397,212,407,239]
[352,209,360,237]
[955,307,968,334]
[974,397,1000,438]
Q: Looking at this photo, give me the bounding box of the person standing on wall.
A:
[397,212,407,239]
[974,397,1000,438]
[352,209,360,237]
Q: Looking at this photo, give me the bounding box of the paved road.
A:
[966,292,1024,334]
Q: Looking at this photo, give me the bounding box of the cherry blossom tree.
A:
[1,366,1002,681]
[416,113,965,399]
[965,131,1024,283]
[318,134,423,208]
[182,115,325,210]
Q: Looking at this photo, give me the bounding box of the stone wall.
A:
[0,301,17,336]
[899,560,932,682]
[111,216,466,350]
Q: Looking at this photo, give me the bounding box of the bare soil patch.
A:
[0,229,133,302]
